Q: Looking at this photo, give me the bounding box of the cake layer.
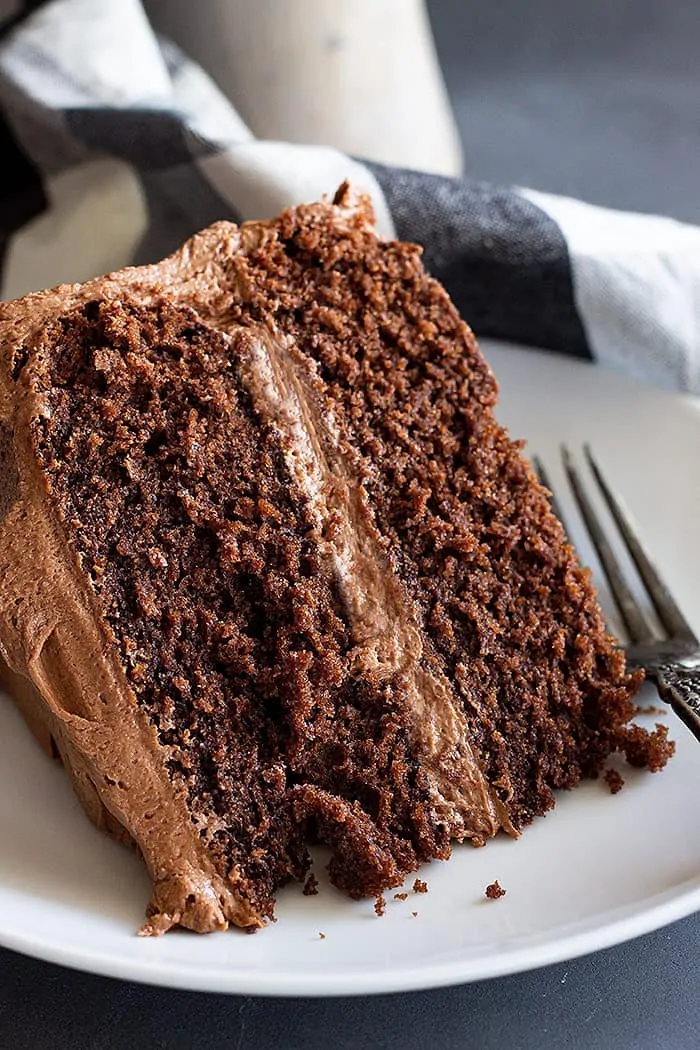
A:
[193,184,670,826]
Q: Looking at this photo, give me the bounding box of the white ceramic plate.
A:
[2,342,700,997]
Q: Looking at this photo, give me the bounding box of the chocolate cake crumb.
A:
[412,879,428,895]
[637,705,666,716]
[318,932,326,940]
[374,896,386,917]
[604,768,625,794]
[411,911,418,918]
[394,892,408,901]
[303,874,319,896]
[485,881,506,900]
[622,724,675,772]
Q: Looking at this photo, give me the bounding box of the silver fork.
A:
[532,445,700,743]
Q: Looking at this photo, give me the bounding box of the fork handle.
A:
[652,665,700,743]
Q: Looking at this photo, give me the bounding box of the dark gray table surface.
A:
[1,917,700,1050]
[2,2,699,1047]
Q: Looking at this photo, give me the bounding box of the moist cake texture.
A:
[0,184,672,933]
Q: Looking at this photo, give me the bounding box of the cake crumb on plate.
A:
[412,879,428,894]
[485,881,506,900]
[604,768,625,794]
[303,873,319,896]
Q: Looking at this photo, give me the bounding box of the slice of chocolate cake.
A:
[0,184,672,934]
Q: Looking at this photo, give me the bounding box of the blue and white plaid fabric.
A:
[1,0,699,391]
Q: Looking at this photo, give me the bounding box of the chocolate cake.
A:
[0,184,672,934]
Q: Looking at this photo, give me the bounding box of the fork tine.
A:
[561,445,656,645]
[531,454,567,527]
[583,444,698,646]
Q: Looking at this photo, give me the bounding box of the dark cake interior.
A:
[0,185,672,932]
[218,201,670,824]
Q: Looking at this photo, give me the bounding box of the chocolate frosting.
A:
[0,188,511,934]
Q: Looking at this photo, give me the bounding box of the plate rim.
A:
[2,880,700,996]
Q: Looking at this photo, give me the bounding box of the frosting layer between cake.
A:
[236,326,510,843]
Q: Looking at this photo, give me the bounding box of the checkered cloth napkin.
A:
[1,0,699,391]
